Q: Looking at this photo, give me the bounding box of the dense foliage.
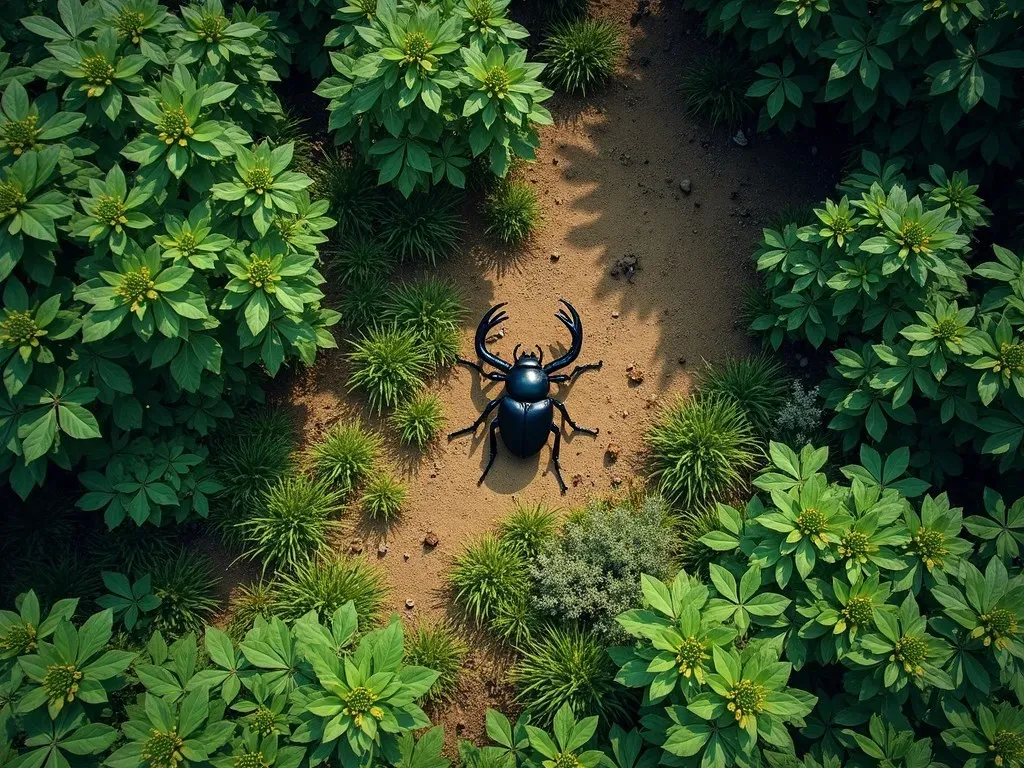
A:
[0,0,339,508]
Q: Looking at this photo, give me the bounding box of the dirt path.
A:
[284,0,834,746]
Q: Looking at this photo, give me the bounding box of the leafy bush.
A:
[530,495,674,637]
[0,3,341,503]
[390,391,446,448]
[512,625,627,726]
[541,19,621,96]
[484,178,541,244]
[316,0,552,195]
[149,549,219,638]
[749,157,1021,482]
[307,420,380,492]
[381,190,465,265]
[679,51,753,129]
[347,324,430,413]
[697,355,790,435]
[498,501,559,557]
[449,534,530,623]
[238,475,345,572]
[360,471,407,523]
[272,553,387,624]
[646,394,763,508]
[403,619,467,705]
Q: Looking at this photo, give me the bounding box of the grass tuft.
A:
[498,501,558,557]
[697,355,790,435]
[226,579,279,640]
[383,277,465,367]
[347,325,430,413]
[360,472,407,524]
[448,535,531,624]
[308,421,380,492]
[674,504,727,579]
[403,620,468,705]
[511,625,627,726]
[484,179,542,244]
[646,394,762,508]
[238,476,345,572]
[326,233,395,286]
[390,392,446,448]
[150,550,220,639]
[273,554,388,625]
[338,275,391,331]
[310,153,386,239]
[382,190,464,265]
[680,52,753,129]
[542,19,622,95]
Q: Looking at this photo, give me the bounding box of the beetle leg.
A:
[478,418,501,486]
[549,424,568,495]
[553,399,599,436]
[448,397,503,439]
[549,360,603,383]
[456,357,507,381]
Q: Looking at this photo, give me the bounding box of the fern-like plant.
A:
[542,19,622,95]
[390,392,446,448]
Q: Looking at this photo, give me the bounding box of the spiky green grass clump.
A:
[403,621,467,705]
[680,52,753,129]
[383,190,464,265]
[498,502,558,557]
[511,625,627,726]
[238,476,345,572]
[448,535,531,624]
[227,579,278,639]
[390,392,446,448]
[384,278,465,367]
[484,179,541,245]
[347,325,429,413]
[310,154,386,239]
[675,505,726,579]
[308,421,380,492]
[9,546,102,615]
[88,523,179,577]
[646,395,762,508]
[697,355,790,435]
[212,409,297,544]
[360,472,407,523]
[272,554,387,624]
[491,593,543,648]
[339,275,390,331]
[327,233,395,286]
[150,551,220,638]
[542,19,622,95]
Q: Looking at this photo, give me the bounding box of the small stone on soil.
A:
[405,599,415,610]
[423,532,440,548]
[611,476,623,486]
[626,363,645,384]
[572,474,584,487]
[611,311,620,318]
[377,544,388,557]
[550,252,561,262]
[403,553,410,561]
[349,540,363,555]
[733,129,748,147]
[679,179,692,194]
[606,443,621,462]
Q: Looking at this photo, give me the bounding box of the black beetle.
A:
[448,300,602,493]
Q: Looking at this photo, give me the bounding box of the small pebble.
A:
[612,311,620,318]
[377,544,388,557]
[405,599,415,610]
[403,553,410,561]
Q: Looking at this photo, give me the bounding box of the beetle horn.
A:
[535,345,544,363]
[513,343,522,361]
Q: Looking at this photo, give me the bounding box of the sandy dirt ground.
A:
[275,0,836,749]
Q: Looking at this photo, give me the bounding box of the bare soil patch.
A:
[278,0,836,751]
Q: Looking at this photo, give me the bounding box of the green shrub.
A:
[238,476,345,572]
[226,579,279,639]
[542,19,622,95]
[390,392,446,448]
[511,625,627,726]
[338,275,391,330]
[403,620,467,705]
[272,553,387,625]
[347,325,430,413]
[449,535,531,623]
[308,420,380,492]
[360,472,407,523]
[149,550,220,639]
[484,179,541,244]
[87,524,180,577]
[382,191,465,265]
[673,504,723,578]
[309,154,386,239]
[384,278,465,338]
[498,501,559,557]
[8,545,103,615]
[697,355,789,435]
[326,233,394,286]
[530,495,674,637]
[679,51,753,129]
[646,394,762,508]
[212,409,298,542]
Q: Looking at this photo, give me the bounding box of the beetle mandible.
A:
[448,300,602,493]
